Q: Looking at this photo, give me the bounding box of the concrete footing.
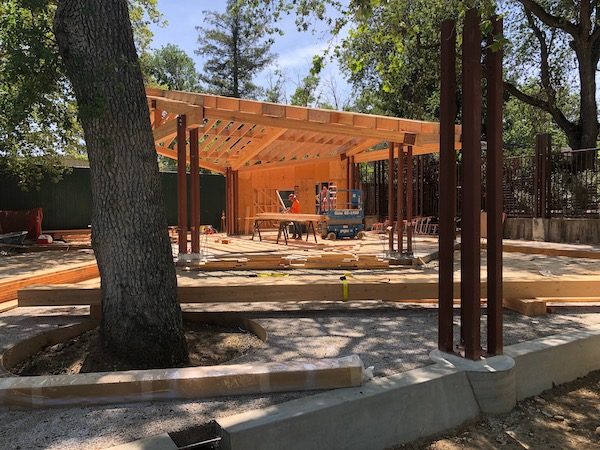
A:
[217,328,600,450]
[430,350,516,414]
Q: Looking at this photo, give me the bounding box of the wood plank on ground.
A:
[17,278,600,307]
[1,263,99,304]
[502,298,547,316]
[481,241,600,260]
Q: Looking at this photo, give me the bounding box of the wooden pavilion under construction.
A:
[147,87,461,254]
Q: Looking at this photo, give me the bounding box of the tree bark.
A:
[54,0,188,367]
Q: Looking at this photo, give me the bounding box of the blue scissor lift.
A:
[318,188,365,240]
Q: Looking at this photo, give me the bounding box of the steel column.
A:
[225,167,232,236]
[190,127,200,254]
[406,145,414,255]
[177,114,188,255]
[544,135,552,219]
[460,8,482,360]
[233,170,239,235]
[485,16,504,355]
[439,18,457,353]
[388,143,395,252]
[397,144,404,253]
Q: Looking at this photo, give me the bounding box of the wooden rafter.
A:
[155,144,225,173]
[148,87,463,173]
[231,127,286,170]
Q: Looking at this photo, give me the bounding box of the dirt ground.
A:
[12,322,264,375]
[397,370,600,450]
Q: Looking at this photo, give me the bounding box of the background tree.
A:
[263,68,287,103]
[141,44,201,91]
[54,0,187,367]
[0,0,162,189]
[196,0,276,98]
[503,0,600,156]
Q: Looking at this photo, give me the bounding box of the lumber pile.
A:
[178,253,389,271]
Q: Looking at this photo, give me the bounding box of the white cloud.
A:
[276,42,330,69]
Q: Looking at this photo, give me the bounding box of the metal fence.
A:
[358,145,599,220]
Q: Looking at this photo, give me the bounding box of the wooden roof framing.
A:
[148,88,461,173]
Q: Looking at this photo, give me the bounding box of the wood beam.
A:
[19,279,600,307]
[238,155,339,172]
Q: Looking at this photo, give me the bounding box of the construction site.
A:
[1,9,600,450]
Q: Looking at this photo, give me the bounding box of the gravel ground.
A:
[1,304,599,449]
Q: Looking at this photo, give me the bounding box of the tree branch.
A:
[504,81,577,136]
[524,9,557,105]
[517,0,578,36]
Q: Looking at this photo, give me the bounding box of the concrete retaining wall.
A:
[505,329,600,401]
[219,366,480,450]
[218,328,600,450]
[505,217,600,244]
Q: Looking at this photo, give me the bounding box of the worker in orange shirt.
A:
[288,193,302,239]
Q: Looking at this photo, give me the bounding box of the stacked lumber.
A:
[178,253,389,271]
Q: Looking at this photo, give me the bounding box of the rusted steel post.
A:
[439,18,457,353]
[406,145,414,255]
[190,128,200,254]
[177,114,188,255]
[534,136,541,217]
[233,170,239,235]
[460,8,482,360]
[225,167,232,236]
[545,135,552,219]
[486,15,504,356]
[388,142,395,252]
[397,144,404,253]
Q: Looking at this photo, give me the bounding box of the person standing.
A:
[288,193,302,239]
[318,184,330,214]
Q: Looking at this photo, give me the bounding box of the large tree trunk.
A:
[54,0,188,367]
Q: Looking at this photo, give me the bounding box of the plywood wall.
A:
[236,160,347,233]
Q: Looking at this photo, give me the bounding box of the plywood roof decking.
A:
[147,88,461,173]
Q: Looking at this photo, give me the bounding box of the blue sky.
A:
[149,1,351,104]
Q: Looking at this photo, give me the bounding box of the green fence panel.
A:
[0,168,225,231]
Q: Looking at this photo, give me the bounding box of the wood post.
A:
[460,8,482,360]
[388,143,395,252]
[177,114,188,255]
[485,15,504,356]
[438,18,457,354]
[406,145,414,255]
[397,144,404,254]
[190,127,200,254]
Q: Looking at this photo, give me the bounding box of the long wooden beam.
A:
[18,279,600,306]
[238,155,339,172]
[147,89,453,136]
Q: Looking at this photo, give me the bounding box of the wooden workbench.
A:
[252,212,328,244]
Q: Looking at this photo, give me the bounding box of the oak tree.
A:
[54,0,187,367]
